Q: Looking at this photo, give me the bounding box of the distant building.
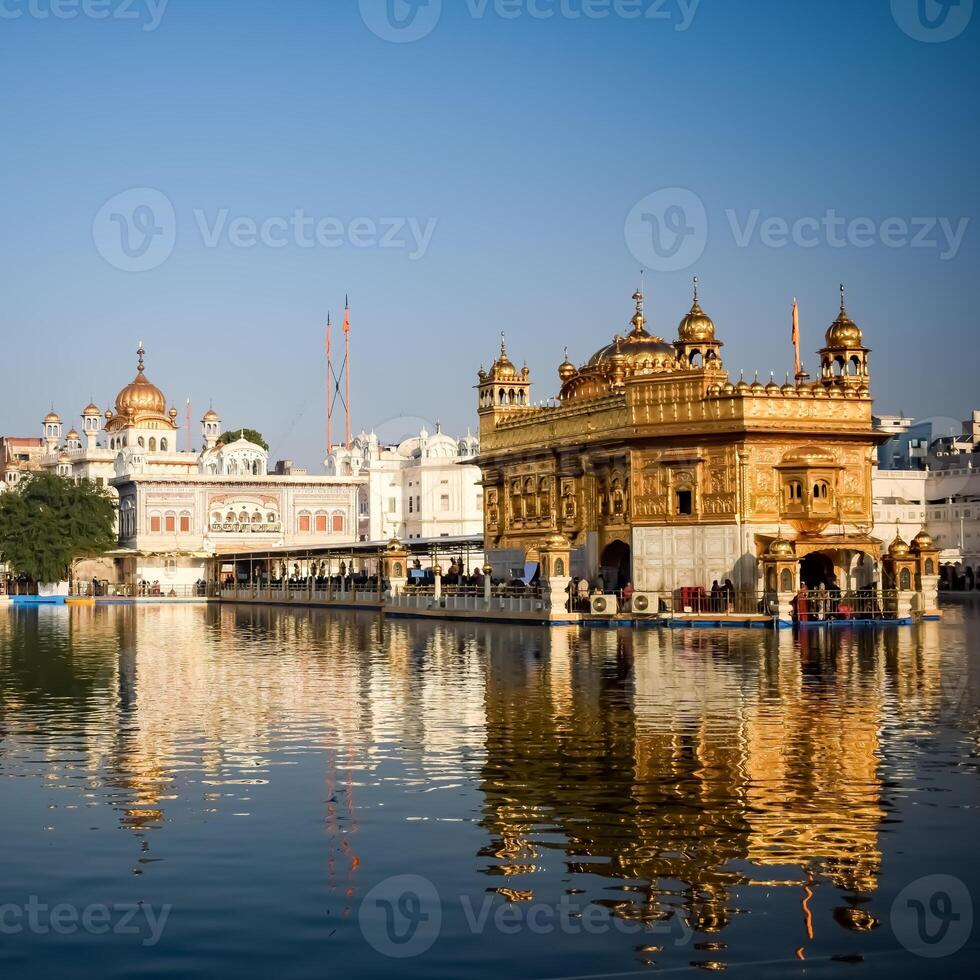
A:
[872,410,980,579]
[325,425,483,545]
[26,344,361,593]
[0,436,45,489]
[874,415,931,470]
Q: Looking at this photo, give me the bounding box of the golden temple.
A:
[476,283,898,597]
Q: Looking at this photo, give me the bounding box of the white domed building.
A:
[33,345,363,595]
[326,423,483,552]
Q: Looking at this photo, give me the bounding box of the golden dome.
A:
[44,411,61,424]
[486,334,522,382]
[677,279,716,342]
[543,533,570,550]
[769,536,795,558]
[587,287,677,370]
[825,286,864,348]
[115,345,167,418]
[780,445,838,467]
[66,429,79,441]
[888,534,911,559]
[202,408,220,422]
[558,349,576,382]
[911,530,935,551]
[83,402,101,416]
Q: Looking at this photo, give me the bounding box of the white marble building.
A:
[325,425,483,545]
[36,345,361,592]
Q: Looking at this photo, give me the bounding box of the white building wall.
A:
[632,524,756,594]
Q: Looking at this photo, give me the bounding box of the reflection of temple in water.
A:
[477,623,946,943]
[0,605,962,955]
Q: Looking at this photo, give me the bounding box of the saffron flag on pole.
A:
[792,298,801,378]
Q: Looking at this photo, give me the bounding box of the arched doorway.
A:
[799,552,834,589]
[600,540,631,592]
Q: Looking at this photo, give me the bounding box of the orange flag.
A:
[792,298,801,377]
[343,295,350,334]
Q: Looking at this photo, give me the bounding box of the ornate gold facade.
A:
[477,284,887,591]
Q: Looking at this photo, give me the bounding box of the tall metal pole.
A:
[344,296,351,449]
[326,313,333,455]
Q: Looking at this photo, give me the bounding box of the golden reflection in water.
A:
[0,603,960,957]
[477,621,947,942]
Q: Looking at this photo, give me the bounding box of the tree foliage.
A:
[0,473,117,584]
[218,428,269,450]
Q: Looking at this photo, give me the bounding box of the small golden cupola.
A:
[820,285,870,390]
[478,334,531,414]
[558,348,576,383]
[675,277,724,371]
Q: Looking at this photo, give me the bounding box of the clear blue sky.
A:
[1,0,977,467]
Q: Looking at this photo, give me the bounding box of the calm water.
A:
[1,603,978,979]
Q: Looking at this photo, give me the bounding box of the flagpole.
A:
[326,312,333,455]
[186,399,192,453]
[344,296,351,449]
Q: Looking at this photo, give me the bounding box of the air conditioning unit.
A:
[629,593,658,615]
[590,595,619,616]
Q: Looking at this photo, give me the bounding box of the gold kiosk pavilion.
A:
[476,283,891,608]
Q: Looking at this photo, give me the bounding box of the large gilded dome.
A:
[113,345,168,420]
[586,288,676,371]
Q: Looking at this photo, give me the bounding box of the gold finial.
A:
[840,283,846,314]
[630,279,646,335]
[137,341,146,374]
[693,275,699,302]
[500,332,507,357]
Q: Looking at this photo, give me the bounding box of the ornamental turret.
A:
[674,277,724,371]
[478,334,531,417]
[820,285,870,392]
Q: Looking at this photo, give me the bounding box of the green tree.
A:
[0,473,116,584]
[218,428,269,450]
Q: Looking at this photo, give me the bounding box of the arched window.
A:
[315,512,328,534]
[690,351,703,369]
[555,558,565,577]
[900,568,912,591]
[212,511,222,523]
[150,513,161,533]
[165,512,176,534]
[148,438,157,452]
[160,438,168,451]
[238,511,249,524]
[226,511,235,522]
[332,513,345,534]
[925,559,935,576]
[298,512,312,534]
[252,512,262,524]
[780,568,794,592]
[138,437,146,448]
[179,512,191,533]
